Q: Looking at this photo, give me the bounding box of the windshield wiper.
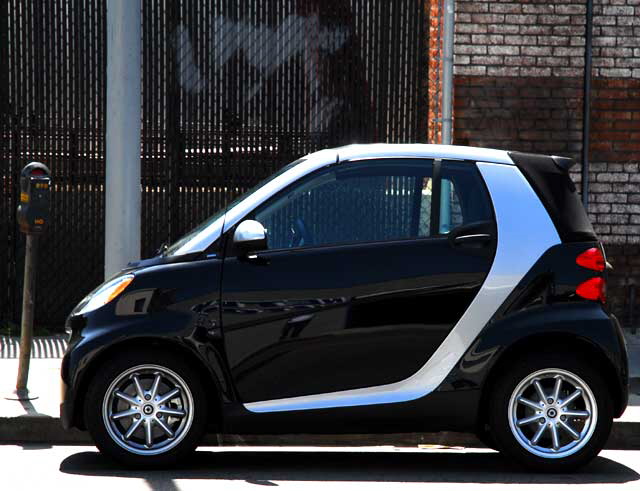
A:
[155,241,169,257]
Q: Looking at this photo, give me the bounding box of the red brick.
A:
[614,142,640,151]
[489,3,522,14]
[614,120,640,130]
[591,142,614,152]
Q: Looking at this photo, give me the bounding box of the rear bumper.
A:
[611,313,629,418]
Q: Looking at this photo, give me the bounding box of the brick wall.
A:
[454,0,640,79]
[428,0,640,323]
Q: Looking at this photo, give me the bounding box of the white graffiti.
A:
[171,14,352,131]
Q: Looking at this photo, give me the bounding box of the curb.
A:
[1,416,639,450]
[0,416,89,444]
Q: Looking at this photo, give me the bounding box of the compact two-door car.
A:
[61,144,628,471]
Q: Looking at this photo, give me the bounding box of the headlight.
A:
[76,274,135,315]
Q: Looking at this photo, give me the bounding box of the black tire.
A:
[84,348,208,467]
[488,351,613,472]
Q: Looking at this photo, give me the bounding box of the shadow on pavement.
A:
[59,449,640,485]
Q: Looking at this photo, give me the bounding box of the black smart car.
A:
[61,144,628,471]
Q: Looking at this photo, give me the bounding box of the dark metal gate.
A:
[1,0,427,331]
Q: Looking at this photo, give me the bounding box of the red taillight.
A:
[576,247,605,272]
[576,277,606,303]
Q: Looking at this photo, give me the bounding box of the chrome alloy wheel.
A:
[102,364,195,456]
[508,368,598,459]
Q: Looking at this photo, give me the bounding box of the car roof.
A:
[305,143,515,165]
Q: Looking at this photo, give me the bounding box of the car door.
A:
[220,158,496,404]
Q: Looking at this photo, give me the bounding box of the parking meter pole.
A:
[15,234,38,398]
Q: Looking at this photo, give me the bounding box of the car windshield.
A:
[163,158,307,257]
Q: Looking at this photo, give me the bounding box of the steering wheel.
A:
[289,217,313,248]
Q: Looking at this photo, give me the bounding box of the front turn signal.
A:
[76,274,135,315]
[106,276,134,304]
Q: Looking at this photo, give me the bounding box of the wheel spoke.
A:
[144,418,153,448]
[156,387,180,405]
[533,380,547,404]
[149,373,162,399]
[124,417,143,440]
[158,407,186,418]
[559,420,580,440]
[112,408,138,420]
[560,389,582,408]
[115,390,139,406]
[563,409,590,418]
[132,375,146,399]
[550,424,560,450]
[518,396,542,411]
[154,417,175,438]
[552,376,563,403]
[517,414,541,427]
[530,422,547,445]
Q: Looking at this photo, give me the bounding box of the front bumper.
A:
[60,347,77,430]
[60,393,74,430]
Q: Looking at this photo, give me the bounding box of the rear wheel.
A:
[488,352,613,472]
[84,349,208,467]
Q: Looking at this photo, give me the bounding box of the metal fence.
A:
[0,0,427,330]
[0,1,107,330]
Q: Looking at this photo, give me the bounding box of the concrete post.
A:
[105,0,141,278]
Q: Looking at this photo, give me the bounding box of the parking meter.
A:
[6,162,52,401]
[17,162,51,235]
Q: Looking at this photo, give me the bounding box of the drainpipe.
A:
[581,0,593,208]
[440,0,455,233]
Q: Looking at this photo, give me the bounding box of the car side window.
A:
[254,160,435,250]
[439,161,493,234]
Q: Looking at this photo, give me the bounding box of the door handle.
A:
[242,253,270,265]
[281,314,314,339]
[453,233,492,245]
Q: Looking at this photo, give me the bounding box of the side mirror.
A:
[233,220,268,256]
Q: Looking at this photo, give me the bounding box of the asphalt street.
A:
[2,445,640,490]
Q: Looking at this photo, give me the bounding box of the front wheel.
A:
[84,349,208,467]
[488,352,613,472]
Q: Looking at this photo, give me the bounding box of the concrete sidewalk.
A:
[0,337,639,449]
